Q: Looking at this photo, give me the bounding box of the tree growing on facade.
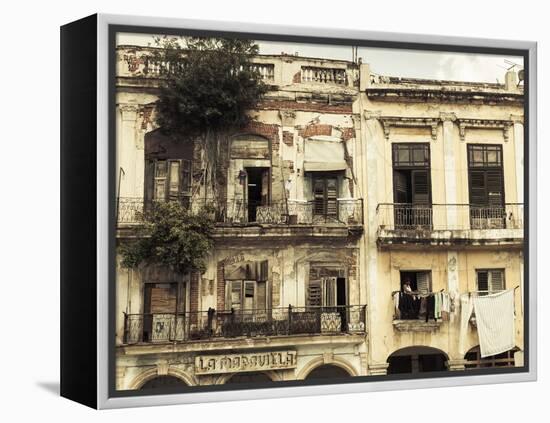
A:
[152,36,269,201]
[120,201,215,274]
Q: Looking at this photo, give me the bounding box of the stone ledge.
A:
[392,319,443,332]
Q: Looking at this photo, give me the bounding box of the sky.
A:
[117,33,523,84]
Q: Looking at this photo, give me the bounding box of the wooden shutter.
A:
[149,283,177,313]
[313,178,325,215]
[167,160,181,200]
[307,280,322,307]
[486,170,504,207]
[411,170,430,205]
[393,170,408,203]
[181,159,192,194]
[154,160,168,201]
[469,170,487,205]
[416,272,430,294]
[227,281,243,310]
[477,271,489,292]
[489,270,505,292]
[326,178,338,217]
[144,159,155,206]
[256,281,267,311]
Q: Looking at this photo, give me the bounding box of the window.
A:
[392,143,430,167]
[465,346,516,368]
[146,158,192,204]
[313,174,339,217]
[392,144,432,229]
[226,280,267,311]
[307,265,346,307]
[400,271,432,294]
[468,145,505,228]
[476,269,505,295]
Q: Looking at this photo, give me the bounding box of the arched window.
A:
[464,346,517,369]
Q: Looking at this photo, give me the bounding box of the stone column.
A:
[119,104,139,198]
[440,112,458,229]
[115,366,126,390]
[368,362,389,376]
[511,114,524,204]
[447,359,467,371]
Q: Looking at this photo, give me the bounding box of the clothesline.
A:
[461,286,520,298]
[390,289,445,296]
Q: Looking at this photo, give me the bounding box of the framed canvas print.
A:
[60,13,537,409]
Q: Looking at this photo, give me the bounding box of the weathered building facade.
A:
[115,46,367,389]
[359,69,524,375]
[114,44,524,390]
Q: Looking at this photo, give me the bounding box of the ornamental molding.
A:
[119,104,139,121]
[279,109,296,126]
[509,114,524,125]
[456,118,513,142]
[377,116,439,141]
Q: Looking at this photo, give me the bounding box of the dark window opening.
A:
[392,143,432,229]
[387,352,447,375]
[245,167,270,222]
[397,271,432,320]
[140,376,188,389]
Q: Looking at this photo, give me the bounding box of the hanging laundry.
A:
[459,294,474,354]
[473,290,515,358]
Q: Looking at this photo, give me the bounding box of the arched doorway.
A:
[464,346,518,369]
[305,364,352,380]
[387,346,449,375]
[139,375,189,390]
[224,372,273,384]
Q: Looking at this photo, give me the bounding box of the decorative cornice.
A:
[439,112,457,122]
[378,116,439,141]
[363,110,381,120]
[509,114,524,125]
[457,118,513,142]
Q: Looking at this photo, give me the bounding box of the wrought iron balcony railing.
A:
[376,203,523,232]
[122,305,367,345]
[116,197,363,226]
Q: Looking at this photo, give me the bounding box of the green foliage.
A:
[120,201,215,274]
[152,36,268,139]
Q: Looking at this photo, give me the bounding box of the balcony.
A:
[122,305,367,345]
[376,203,524,249]
[392,291,444,332]
[116,197,363,238]
[300,66,348,85]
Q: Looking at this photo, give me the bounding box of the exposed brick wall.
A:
[257,100,352,114]
[216,261,225,311]
[189,272,200,324]
[282,131,294,146]
[298,124,332,138]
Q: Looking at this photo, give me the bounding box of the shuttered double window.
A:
[313,175,338,217]
[467,145,505,228]
[476,269,505,295]
[226,280,267,311]
[145,158,192,205]
[307,277,337,307]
